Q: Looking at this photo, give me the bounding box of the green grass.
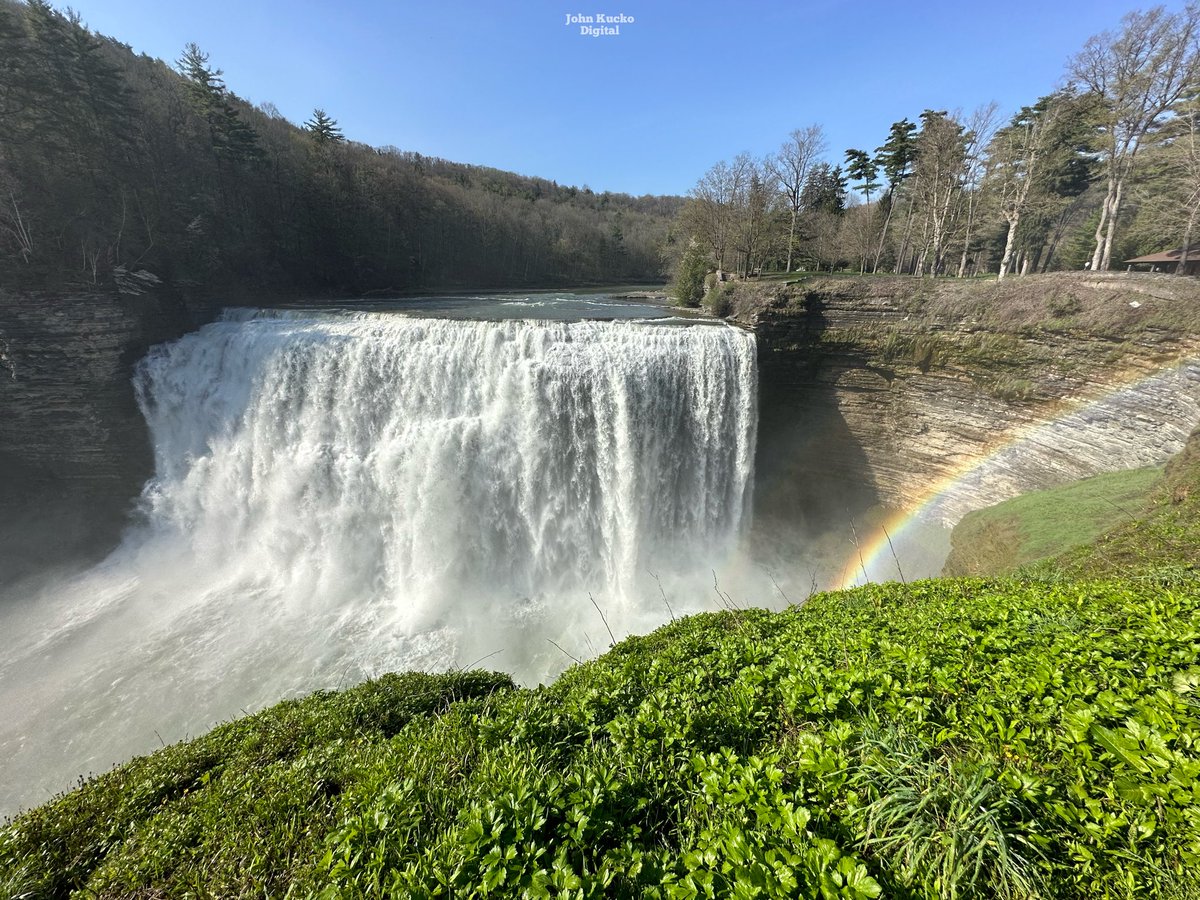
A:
[4,574,1200,898]
[944,466,1164,577]
[1038,429,1200,582]
[0,670,515,899]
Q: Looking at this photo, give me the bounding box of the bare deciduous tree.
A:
[767,125,826,272]
[1070,4,1200,270]
[683,157,756,278]
[990,95,1074,279]
[0,155,32,263]
[911,110,968,275]
[838,204,877,276]
[731,155,773,278]
[954,103,999,277]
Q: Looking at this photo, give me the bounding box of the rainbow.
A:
[834,358,1200,590]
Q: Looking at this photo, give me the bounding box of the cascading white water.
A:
[0,310,757,815]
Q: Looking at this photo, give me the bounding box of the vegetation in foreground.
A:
[4,579,1200,895]
[4,426,1199,900]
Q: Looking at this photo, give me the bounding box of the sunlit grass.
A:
[946,466,1163,575]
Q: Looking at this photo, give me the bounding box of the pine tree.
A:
[800,162,847,214]
[844,149,880,205]
[673,238,709,307]
[304,108,344,144]
[177,43,261,162]
[872,119,918,272]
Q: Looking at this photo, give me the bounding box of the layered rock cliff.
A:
[0,290,208,582]
[734,273,1200,542]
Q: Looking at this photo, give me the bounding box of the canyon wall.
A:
[737,273,1200,539]
[0,290,210,582]
[4,273,1199,587]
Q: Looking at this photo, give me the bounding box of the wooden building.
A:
[1125,246,1200,275]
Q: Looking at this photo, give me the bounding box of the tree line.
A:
[0,0,681,298]
[672,4,1200,305]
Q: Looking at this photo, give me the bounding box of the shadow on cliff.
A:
[0,289,211,592]
[750,293,884,589]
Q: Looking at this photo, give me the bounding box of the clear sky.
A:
[72,0,1165,196]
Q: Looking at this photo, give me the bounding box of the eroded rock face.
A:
[0,291,204,581]
[741,274,1200,530]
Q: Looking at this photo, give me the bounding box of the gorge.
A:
[2,273,1200,815]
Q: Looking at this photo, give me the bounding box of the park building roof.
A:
[1125,246,1200,275]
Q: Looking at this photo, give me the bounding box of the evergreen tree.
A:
[843,148,880,204]
[876,119,918,192]
[672,238,709,307]
[177,43,261,162]
[800,163,847,214]
[304,108,344,144]
[872,119,918,271]
[843,150,881,273]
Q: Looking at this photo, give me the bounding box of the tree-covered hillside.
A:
[0,0,681,297]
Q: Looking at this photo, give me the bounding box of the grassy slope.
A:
[943,467,1164,577]
[1041,428,1200,581]
[4,578,1200,897]
[945,427,1200,582]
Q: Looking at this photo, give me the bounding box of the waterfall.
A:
[0,310,757,814]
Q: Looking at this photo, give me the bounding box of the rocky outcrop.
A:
[737,273,1200,533]
[0,290,209,582]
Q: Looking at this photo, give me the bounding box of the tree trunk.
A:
[1179,209,1196,274]
[1090,177,1115,271]
[872,192,895,273]
[786,208,797,271]
[998,213,1019,280]
[1030,244,1044,273]
[957,193,977,278]
[895,194,917,274]
[1100,178,1124,270]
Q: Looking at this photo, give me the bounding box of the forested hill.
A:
[0,0,681,298]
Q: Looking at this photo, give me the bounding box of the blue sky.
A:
[75,0,1159,196]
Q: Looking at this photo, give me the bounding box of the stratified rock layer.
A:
[3,274,1199,584]
[0,290,202,579]
[739,273,1200,529]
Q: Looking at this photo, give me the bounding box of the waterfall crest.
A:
[136,312,757,614]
